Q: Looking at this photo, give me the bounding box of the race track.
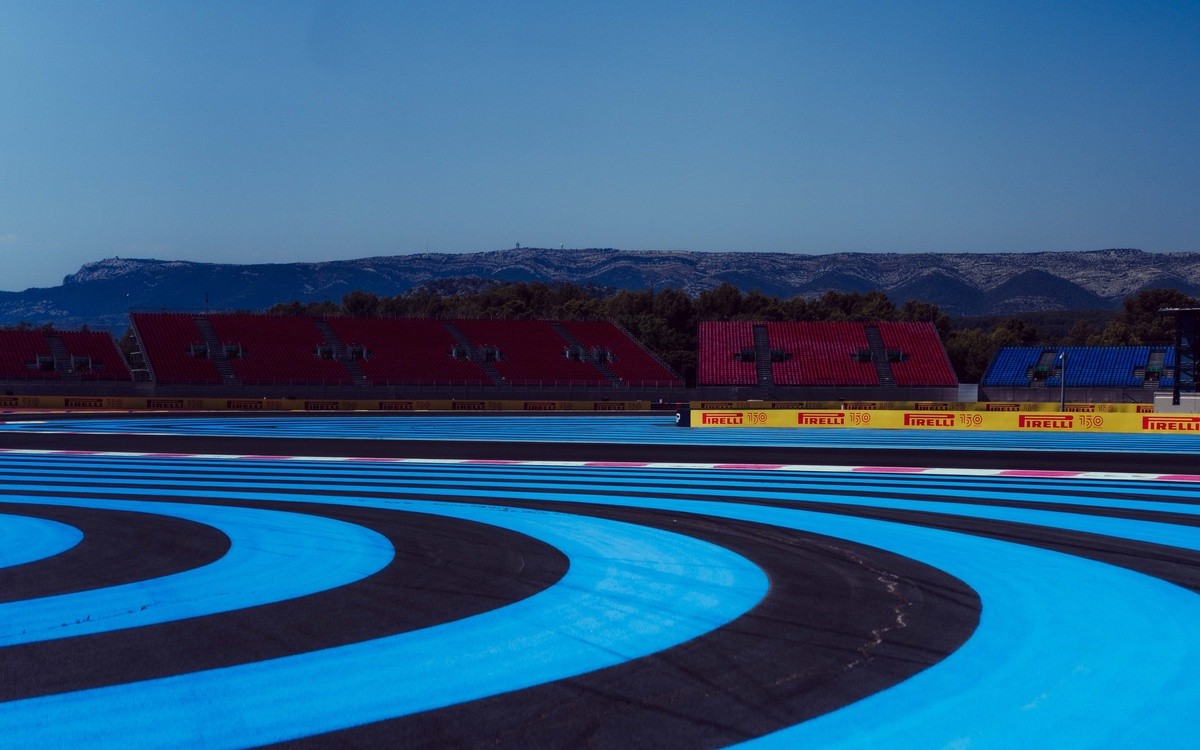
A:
[0,413,1198,748]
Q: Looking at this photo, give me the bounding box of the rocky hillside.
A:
[3,248,1199,332]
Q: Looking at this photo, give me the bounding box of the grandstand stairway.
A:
[443,322,506,386]
[44,335,79,383]
[863,325,896,387]
[752,325,774,387]
[1031,350,1059,384]
[313,320,370,387]
[1142,349,1167,386]
[550,323,622,386]
[128,333,153,383]
[192,316,240,386]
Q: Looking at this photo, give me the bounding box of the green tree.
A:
[943,328,994,383]
[989,317,1041,347]
[777,296,813,321]
[116,327,137,360]
[810,290,897,321]
[603,289,655,322]
[556,297,604,320]
[899,300,951,337]
[266,300,306,316]
[342,291,380,318]
[1111,288,1197,344]
[651,288,696,333]
[1095,320,1137,345]
[1065,319,1096,345]
[696,283,742,320]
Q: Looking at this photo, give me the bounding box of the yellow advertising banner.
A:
[691,409,1199,435]
[692,400,1153,414]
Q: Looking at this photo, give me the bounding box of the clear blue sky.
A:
[1,1,1197,291]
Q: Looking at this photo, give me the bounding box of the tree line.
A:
[262,283,1197,385]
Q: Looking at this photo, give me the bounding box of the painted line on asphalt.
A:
[1,447,1198,483]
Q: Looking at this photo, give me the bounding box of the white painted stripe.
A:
[1,447,1198,483]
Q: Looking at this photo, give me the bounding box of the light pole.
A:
[1058,351,1066,411]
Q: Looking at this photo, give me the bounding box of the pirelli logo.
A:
[523,402,558,411]
[452,401,486,411]
[796,412,845,426]
[0,397,19,408]
[914,403,952,410]
[303,401,340,411]
[227,400,264,410]
[1142,416,1200,432]
[985,403,1022,412]
[700,402,736,408]
[701,411,744,425]
[903,412,955,427]
[65,398,104,408]
[380,401,414,410]
[593,403,627,411]
[1018,414,1074,429]
[147,399,185,409]
[1065,404,1097,412]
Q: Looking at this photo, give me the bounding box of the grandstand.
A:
[698,320,957,397]
[54,331,132,381]
[0,330,59,381]
[981,345,1175,401]
[323,317,491,386]
[560,321,683,387]
[0,328,130,382]
[877,322,958,387]
[452,319,612,386]
[6,314,1180,406]
[698,322,758,386]
[129,313,222,385]
[766,322,878,387]
[206,314,353,386]
[123,313,684,395]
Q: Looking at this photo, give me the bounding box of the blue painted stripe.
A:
[0,460,1192,522]
[0,497,393,644]
[3,414,1200,454]
[0,500,768,747]
[4,453,1197,509]
[0,513,82,569]
[4,453,1200,744]
[725,507,1200,749]
[3,467,1196,552]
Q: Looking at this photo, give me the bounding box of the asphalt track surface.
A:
[1,413,1200,748]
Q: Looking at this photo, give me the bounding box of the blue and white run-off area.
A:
[0,413,1199,747]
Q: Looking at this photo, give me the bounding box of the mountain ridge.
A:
[4,247,1199,332]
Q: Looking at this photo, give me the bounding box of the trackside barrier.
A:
[0,396,652,412]
[693,400,1154,414]
[690,409,1200,435]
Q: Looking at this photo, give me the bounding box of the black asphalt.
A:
[3,418,1199,747]
[0,499,566,702]
[2,428,1198,473]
